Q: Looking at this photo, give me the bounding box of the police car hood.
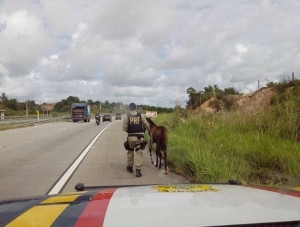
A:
[1,184,300,226]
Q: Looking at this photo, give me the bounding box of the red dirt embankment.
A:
[194,87,275,113]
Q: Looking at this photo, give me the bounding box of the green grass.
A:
[150,92,300,186]
[0,123,34,131]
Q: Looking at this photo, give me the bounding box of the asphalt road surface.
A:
[0,118,189,201]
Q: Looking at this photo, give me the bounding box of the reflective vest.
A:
[127,113,144,133]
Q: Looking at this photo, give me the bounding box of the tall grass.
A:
[152,84,300,185]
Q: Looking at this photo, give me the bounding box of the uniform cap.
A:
[129,103,136,110]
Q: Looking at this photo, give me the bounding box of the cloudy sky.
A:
[0,0,299,108]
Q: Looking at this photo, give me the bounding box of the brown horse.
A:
[146,117,168,174]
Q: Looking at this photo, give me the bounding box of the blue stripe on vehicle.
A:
[50,193,95,227]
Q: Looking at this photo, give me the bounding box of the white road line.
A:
[47,123,113,195]
[58,127,68,131]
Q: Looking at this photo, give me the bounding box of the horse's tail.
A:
[160,127,168,151]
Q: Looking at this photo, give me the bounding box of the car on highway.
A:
[102,114,112,122]
[115,113,122,120]
[1,182,300,226]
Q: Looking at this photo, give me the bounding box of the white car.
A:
[1,182,300,226]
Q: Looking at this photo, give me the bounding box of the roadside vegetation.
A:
[151,78,300,186]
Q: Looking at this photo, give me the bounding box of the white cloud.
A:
[0,0,300,107]
[0,8,51,77]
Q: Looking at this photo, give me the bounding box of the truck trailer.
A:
[71,103,91,122]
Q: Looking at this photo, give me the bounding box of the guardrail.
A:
[0,116,71,125]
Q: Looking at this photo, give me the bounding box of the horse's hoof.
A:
[165,167,169,174]
[151,161,154,165]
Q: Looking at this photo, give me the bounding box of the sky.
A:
[0,0,299,108]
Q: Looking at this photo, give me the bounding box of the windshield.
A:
[1,1,300,226]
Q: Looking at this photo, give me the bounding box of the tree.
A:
[185,84,244,111]
[66,96,80,103]
[87,99,93,106]
[6,98,19,111]
[54,96,80,112]
[26,100,38,114]
[187,87,196,95]
[1,93,8,105]
[186,87,196,109]
[204,85,213,94]
[223,87,241,95]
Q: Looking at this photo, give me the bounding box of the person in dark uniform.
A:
[95,112,100,119]
[95,111,101,124]
[123,102,151,177]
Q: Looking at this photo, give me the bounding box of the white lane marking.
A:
[58,127,68,131]
[47,123,114,195]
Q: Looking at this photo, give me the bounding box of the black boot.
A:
[126,166,133,173]
[136,169,142,177]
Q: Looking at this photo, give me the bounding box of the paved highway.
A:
[0,118,189,201]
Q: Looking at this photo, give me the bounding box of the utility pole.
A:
[26,101,28,118]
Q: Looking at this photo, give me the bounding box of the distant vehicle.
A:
[103,114,112,122]
[71,103,91,122]
[115,113,122,120]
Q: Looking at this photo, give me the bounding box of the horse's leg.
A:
[155,145,159,168]
[157,145,162,169]
[159,151,162,169]
[149,139,154,165]
[149,147,154,165]
[164,148,168,174]
[161,140,168,174]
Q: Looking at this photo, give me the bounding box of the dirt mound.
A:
[194,87,275,113]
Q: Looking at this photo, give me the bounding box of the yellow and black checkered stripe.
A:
[1,188,117,227]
